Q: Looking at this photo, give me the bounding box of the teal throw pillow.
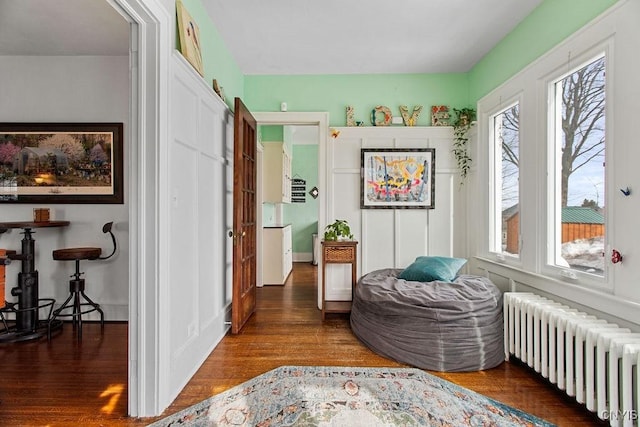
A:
[398,256,467,283]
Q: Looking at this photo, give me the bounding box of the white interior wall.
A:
[164,51,232,405]
[0,55,130,320]
[324,126,464,301]
[472,0,640,330]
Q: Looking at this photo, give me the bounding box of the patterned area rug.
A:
[149,366,554,426]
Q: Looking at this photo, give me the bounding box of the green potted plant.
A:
[452,107,476,182]
[323,219,354,241]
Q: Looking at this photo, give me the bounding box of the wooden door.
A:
[231,97,257,334]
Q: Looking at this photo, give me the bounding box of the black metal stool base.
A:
[47,278,104,341]
[0,320,62,343]
[0,298,58,343]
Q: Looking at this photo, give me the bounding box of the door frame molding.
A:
[252,112,329,309]
[110,0,170,417]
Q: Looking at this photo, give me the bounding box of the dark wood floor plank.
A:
[0,262,604,426]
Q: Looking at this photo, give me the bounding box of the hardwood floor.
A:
[0,262,605,426]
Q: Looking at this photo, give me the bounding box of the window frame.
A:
[488,98,522,261]
[541,48,611,290]
[477,37,615,292]
[474,0,640,324]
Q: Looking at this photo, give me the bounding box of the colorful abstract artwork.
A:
[361,148,435,209]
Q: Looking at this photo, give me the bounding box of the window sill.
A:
[473,256,640,330]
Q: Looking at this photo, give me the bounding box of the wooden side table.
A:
[321,240,358,320]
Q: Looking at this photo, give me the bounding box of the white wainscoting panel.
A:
[326,167,361,300]
[429,172,455,254]
[167,52,232,401]
[225,120,235,305]
[362,210,396,274]
[198,153,223,325]
[395,209,429,269]
[169,140,198,355]
[324,127,462,302]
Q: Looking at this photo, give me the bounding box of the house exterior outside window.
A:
[548,55,606,278]
[491,103,520,257]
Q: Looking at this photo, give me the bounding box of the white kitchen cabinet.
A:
[262,224,293,285]
[263,142,291,203]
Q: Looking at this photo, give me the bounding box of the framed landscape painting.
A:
[361,148,435,209]
[0,122,124,204]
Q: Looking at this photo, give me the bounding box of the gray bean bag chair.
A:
[350,268,504,372]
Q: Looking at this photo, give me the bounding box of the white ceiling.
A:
[202,0,543,74]
[0,0,129,56]
[0,0,542,74]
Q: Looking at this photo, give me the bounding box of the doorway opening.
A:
[253,112,328,309]
[259,125,319,284]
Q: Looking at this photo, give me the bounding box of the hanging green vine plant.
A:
[452,107,476,182]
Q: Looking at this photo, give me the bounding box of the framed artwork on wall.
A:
[361,148,435,209]
[0,122,124,204]
[176,0,204,76]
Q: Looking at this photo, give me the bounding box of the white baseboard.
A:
[293,252,313,263]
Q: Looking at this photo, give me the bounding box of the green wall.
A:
[284,144,319,253]
[468,0,618,103]
[185,0,618,113]
[245,74,470,127]
[185,0,617,257]
[179,0,244,108]
[260,125,283,143]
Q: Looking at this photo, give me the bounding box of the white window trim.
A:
[476,3,623,294]
[487,96,523,263]
[541,46,611,291]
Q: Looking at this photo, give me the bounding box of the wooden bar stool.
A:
[48,222,116,340]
